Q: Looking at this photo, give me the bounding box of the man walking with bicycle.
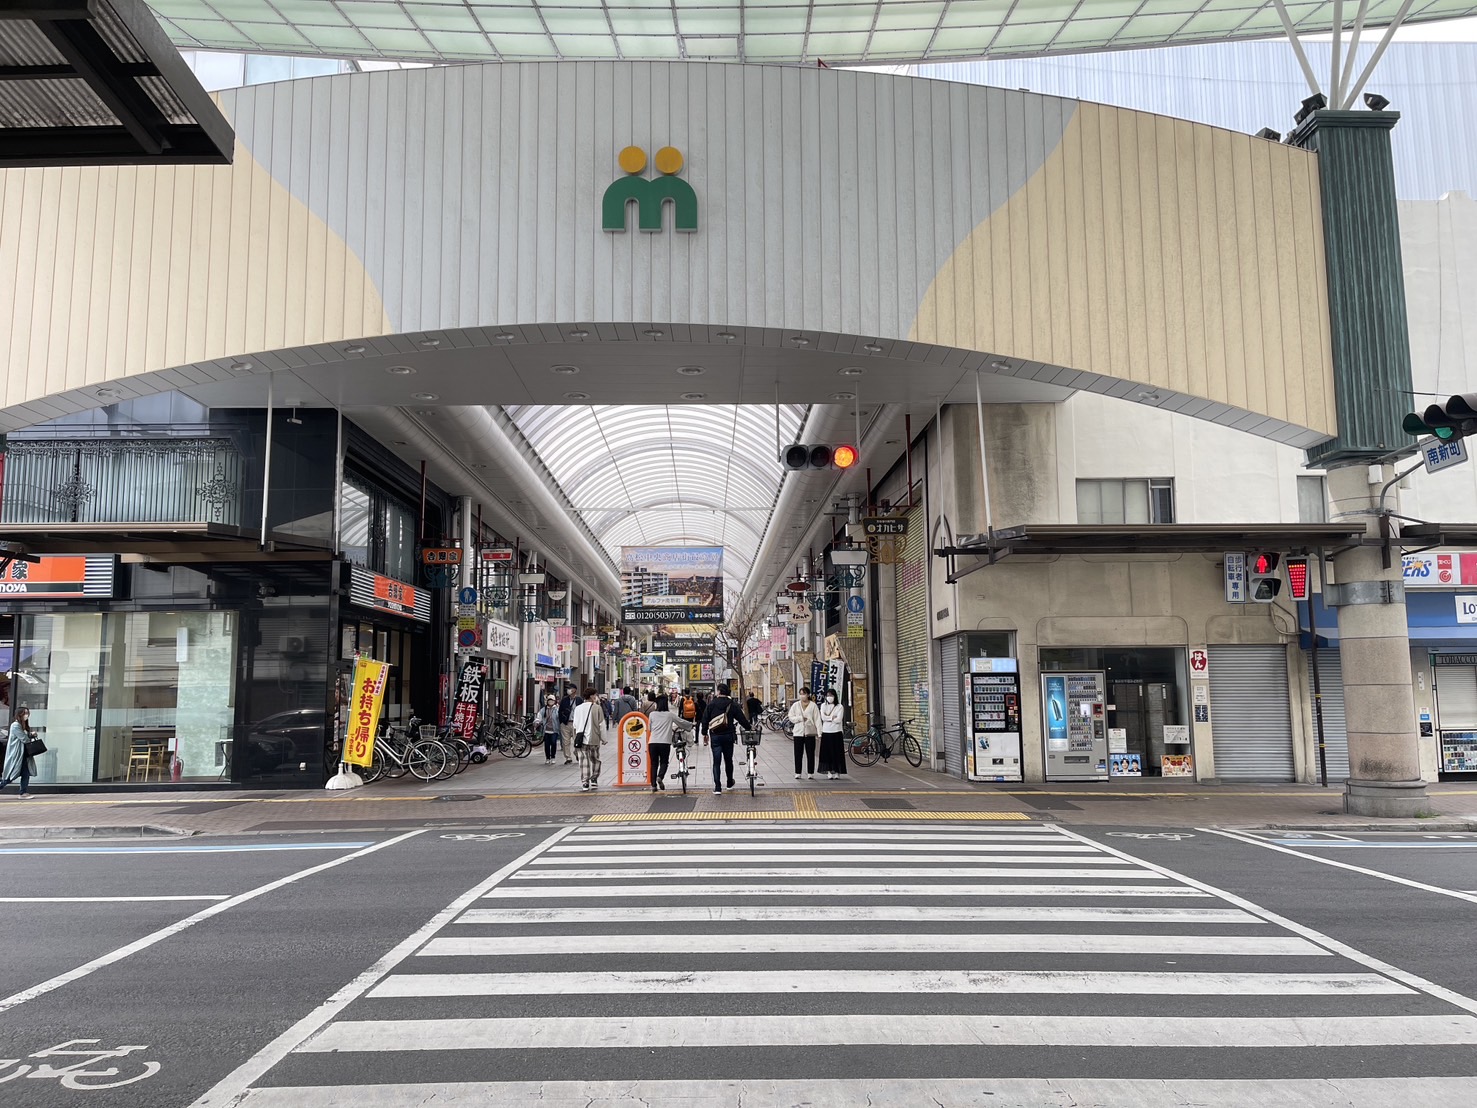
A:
[700,683,750,794]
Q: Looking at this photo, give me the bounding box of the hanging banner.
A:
[770,626,789,652]
[584,636,601,658]
[616,712,652,786]
[451,659,487,740]
[343,658,390,766]
[620,546,724,623]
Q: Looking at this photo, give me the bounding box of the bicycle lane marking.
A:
[189,823,579,1108]
[0,830,426,1018]
[1052,824,1477,1017]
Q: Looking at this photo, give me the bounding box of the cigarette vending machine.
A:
[1042,671,1108,781]
[966,658,1022,782]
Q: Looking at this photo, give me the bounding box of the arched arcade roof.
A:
[147,1,1477,66]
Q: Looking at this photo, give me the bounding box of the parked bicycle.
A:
[848,717,924,768]
[761,705,792,735]
[361,719,449,783]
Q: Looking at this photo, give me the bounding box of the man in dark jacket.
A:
[557,684,579,764]
[701,683,750,794]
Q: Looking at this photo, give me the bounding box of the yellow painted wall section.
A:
[910,103,1337,438]
[0,140,391,410]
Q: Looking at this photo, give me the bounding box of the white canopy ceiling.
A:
[147,1,1477,66]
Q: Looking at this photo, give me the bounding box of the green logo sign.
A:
[602,145,697,234]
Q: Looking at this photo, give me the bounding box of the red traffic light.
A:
[833,444,858,469]
[1286,558,1309,601]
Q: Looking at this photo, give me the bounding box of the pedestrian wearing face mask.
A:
[817,688,847,779]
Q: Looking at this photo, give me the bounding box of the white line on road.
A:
[1058,825,1477,1017]
[1202,828,1477,908]
[453,905,1262,925]
[0,831,425,1017]
[529,853,1127,865]
[305,1011,1453,1052]
[548,840,1098,853]
[509,866,1166,879]
[0,895,230,903]
[233,1075,1477,1108]
[570,824,1057,836]
[0,842,374,854]
[415,932,1322,957]
[1270,841,1477,849]
[565,832,1059,845]
[483,882,1209,898]
[188,824,579,1108]
[367,969,1398,999]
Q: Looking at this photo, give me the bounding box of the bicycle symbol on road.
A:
[1106,832,1196,841]
[0,1039,161,1089]
[439,832,526,841]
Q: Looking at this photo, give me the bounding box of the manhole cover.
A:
[435,794,484,802]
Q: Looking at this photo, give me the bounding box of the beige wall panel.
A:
[1213,134,1246,412]
[1079,106,1110,379]
[84,168,116,394]
[1193,126,1227,408]
[1096,106,1129,383]
[1136,113,1168,388]
[1295,157,1336,433]
[1061,108,1091,369]
[48,170,78,395]
[1247,140,1285,425]
[1172,120,1207,402]
[1154,115,1188,395]
[1043,112,1071,367]
[1116,111,1148,380]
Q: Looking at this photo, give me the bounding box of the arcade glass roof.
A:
[146,1,1477,66]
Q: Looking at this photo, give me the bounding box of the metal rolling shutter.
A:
[1208,645,1294,780]
[940,635,962,777]
[894,506,931,759]
[1308,652,1350,784]
[1435,666,1477,728]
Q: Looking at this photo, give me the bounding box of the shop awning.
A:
[0,0,233,167]
[938,523,1366,583]
[0,521,332,558]
[1399,523,1477,550]
[1297,591,1477,649]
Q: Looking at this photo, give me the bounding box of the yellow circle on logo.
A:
[654,146,684,175]
[618,145,647,174]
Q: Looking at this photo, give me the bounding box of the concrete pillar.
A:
[1327,464,1431,816]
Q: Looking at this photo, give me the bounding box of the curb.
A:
[1239,821,1477,833]
[0,825,198,841]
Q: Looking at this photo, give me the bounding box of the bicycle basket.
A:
[419,725,439,741]
[741,729,762,746]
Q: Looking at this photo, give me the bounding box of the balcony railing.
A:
[1,438,245,526]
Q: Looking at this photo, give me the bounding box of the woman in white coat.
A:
[817,689,848,779]
[572,689,606,792]
[788,687,821,780]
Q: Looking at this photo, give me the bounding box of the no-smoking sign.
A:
[1189,649,1208,675]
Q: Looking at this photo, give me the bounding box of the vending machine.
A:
[1042,671,1109,780]
[966,658,1022,782]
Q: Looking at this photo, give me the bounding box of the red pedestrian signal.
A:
[1249,552,1282,602]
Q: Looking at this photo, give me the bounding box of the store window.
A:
[1076,479,1175,525]
[340,621,417,723]
[1298,475,1329,523]
[340,473,418,583]
[1040,647,1189,776]
[15,611,236,784]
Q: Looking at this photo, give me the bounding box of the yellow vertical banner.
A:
[343,658,390,766]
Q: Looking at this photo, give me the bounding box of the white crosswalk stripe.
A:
[195,820,1477,1108]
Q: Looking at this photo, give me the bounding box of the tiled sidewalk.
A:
[3,734,1477,836]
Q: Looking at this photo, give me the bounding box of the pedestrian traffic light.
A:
[1403,394,1477,442]
[1285,557,1309,601]
[1249,552,1282,602]
[780,443,857,470]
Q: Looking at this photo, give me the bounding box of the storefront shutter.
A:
[939,634,962,777]
[1307,651,1350,784]
[1435,665,1477,729]
[894,505,931,759]
[1207,645,1294,780]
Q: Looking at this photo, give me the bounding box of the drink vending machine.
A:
[966,658,1022,782]
[1042,671,1109,780]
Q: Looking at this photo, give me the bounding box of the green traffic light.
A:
[1434,426,1458,441]
[1405,412,1457,440]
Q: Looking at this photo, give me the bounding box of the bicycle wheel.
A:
[430,741,458,780]
[748,750,757,797]
[383,747,410,778]
[495,729,520,757]
[407,740,449,781]
[849,732,881,768]
[512,729,534,758]
[361,748,386,785]
[902,732,924,768]
[449,738,473,774]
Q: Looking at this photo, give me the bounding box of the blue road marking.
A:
[0,842,375,855]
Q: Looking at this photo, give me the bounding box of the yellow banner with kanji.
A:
[343,659,390,766]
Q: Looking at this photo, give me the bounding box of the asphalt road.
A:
[0,821,1475,1107]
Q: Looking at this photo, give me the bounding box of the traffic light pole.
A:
[1307,564,1329,789]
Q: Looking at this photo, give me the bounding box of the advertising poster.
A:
[615,712,651,786]
[1109,752,1143,777]
[451,659,486,740]
[620,546,725,624]
[1161,754,1195,777]
[1044,674,1068,749]
[343,658,390,766]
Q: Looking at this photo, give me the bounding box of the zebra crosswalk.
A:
[199,820,1477,1107]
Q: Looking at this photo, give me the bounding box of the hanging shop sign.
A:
[652,634,714,661]
[420,546,461,565]
[349,567,432,622]
[485,619,520,657]
[584,636,601,658]
[0,554,115,599]
[530,621,557,667]
[451,659,487,740]
[343,658,390,766]
[620,545,724,624]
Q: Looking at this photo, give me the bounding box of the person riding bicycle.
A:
[700,683,750,794]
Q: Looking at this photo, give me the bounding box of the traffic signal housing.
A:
[1403,393,1477,442]
[1249,552,1282,602]
[1285,558,1309,601]
[781,443,859,470]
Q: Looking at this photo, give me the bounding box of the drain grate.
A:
[434,794,485,802]
[863,797,917,810]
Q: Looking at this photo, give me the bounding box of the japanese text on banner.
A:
[343,659,390,766]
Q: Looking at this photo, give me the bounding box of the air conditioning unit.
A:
[278,634,309,656]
